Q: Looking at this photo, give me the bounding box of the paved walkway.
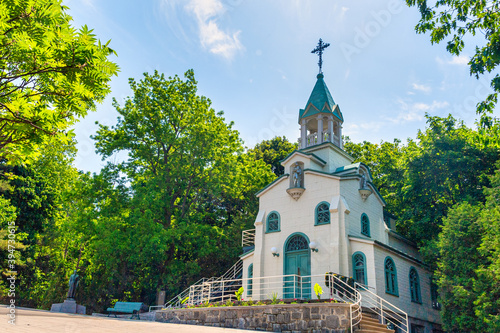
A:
[0,306,250,333]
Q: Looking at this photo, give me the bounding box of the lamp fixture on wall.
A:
[309,241,318,252]
[271,247,279,257]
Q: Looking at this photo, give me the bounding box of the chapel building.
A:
[239,70,443,333]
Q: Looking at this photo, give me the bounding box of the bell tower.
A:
[299,39,344,150]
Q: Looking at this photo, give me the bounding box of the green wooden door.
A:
[284,234,311,299]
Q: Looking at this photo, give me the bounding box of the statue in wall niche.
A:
[360,173,367,189]
[67,270,80,299]
[293,162,303,188]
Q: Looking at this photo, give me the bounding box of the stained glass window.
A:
[384,257,398,296]
[353,252,367,285]
[409,267,421,303]
[267,212,280,233]
[361,214,370,237]
[315,202,330,225]
[286,234,308,252]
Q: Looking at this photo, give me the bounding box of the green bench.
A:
[107,302,144,319]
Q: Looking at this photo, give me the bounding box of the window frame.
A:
[247,264,253,297]
[315,201,331,225]
[352,251,368,286]
[409,267,422,304]
[361,213,370,237]
[266,211,280,233]
[384,256,399,296]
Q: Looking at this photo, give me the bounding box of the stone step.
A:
[361,321,392,330]
[360,317,382,325]
[355,316,395,333]
[360,320,387,328]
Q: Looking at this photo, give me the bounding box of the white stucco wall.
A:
[255,171,342,279]
[299,143,353,173]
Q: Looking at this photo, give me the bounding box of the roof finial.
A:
[311,38,330,74]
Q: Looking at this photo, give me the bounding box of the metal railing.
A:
[150,271,407,333]
[149,260,244,312]
[242,229,255,247]
[354,282,408,333]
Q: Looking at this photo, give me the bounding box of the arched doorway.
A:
[283,233,311,299]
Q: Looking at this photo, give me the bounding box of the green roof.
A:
[299,73,343,122]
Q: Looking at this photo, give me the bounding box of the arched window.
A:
[409,267,421,303]
[384,257,398,296]
[430,278,441,309]
[361,213,370,237]
[247,264,253,297]
[315,202,330,225]
[285,234,309,252]
[266,212,280,233]
[352,252,367,286]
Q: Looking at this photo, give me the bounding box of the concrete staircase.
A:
[354,315,395,333]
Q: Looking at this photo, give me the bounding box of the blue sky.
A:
[65,0,497,173]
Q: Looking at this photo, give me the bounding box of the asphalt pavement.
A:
[0,306,250,333]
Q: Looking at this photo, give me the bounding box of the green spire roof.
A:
[299,73,343,122]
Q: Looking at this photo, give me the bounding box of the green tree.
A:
[436,165,500,332]
[475,166,500,331]
[0,134,84,308]
[90,70,274,307]
[398,115,499,247]
[406,0,500,120]
[0,0,119,163]
[249,136,297,177]
[436,202,484,332]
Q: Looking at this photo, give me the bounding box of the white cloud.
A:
[412,83,431,93]
[436,55,469,66]
[341,7,349,18]
[449,55,469,65]
[185,0,244,60]
[344,121,384,136]
[392,99,449,123]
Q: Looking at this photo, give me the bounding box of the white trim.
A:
[303,170,340,180]
[254,209,266,225]
[301,141,354,163]
[330,195,350,214]
[255,176,288,198]
[280,151,326,167]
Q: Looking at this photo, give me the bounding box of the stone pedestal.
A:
[51,299,86,314]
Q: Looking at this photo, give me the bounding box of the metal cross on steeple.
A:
[311,38,330,74]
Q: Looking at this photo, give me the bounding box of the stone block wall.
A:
[155,303,350,332]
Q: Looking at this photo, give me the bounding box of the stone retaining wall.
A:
[155,303,351,332]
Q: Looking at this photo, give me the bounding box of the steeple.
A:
[299,39,344,150]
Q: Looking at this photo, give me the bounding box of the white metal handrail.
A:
[354,282,408,333]
[184,273,363,332]
[242,229,255,247]
[150,260,244,311]
[152,271,407,333]
[324,274,362,331]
